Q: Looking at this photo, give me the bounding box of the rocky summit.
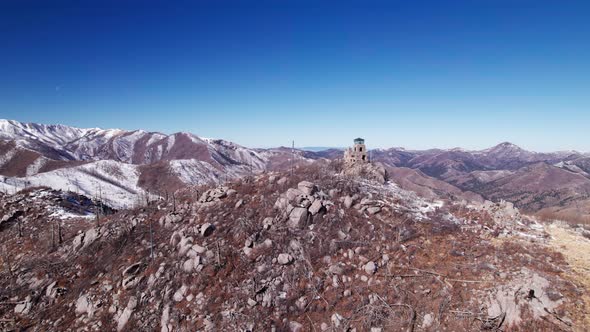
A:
[0,161,588,331]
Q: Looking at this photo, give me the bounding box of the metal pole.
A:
[291,140,294,176]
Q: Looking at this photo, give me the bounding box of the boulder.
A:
[344,196,354,209]
[364,261,377,274]
[308,199,324,215]
[14,296,32,315]
[288,207,308,228]
[183,256,200,273]
[274,197,289,210]
[247,298,257,307]
[200,223,215,237]
[329,264,344,275]
[286,188,304,202]
[122,262,144,290]
[277,253,294,265]
[297,181,317,195]
[199,186,229,203]
[262,217,274,229]
[75,294,94,317]
[367,206,381,215]
[116,296,137,332]
[173,285,188,302]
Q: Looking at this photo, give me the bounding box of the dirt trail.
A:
[546,223,590,329]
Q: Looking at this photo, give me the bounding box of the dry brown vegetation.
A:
[0,164,588,331]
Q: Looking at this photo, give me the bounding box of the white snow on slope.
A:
[170,160,222,185]
[0,160,149,209]
[25,156,47,176]
[0,119,88,150]
[0,148,16,168]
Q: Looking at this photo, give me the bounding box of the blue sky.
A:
[0,1,589,151]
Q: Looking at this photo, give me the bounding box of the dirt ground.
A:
[546,223,590,330]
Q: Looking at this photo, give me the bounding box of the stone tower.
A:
[344,138,368,163]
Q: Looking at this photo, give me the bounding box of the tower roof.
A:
[354,137,365,144]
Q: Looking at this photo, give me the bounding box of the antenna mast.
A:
[291,140,295,176]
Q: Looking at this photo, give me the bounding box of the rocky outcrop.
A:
[199,186,230,203]
[343,161,388,184]
[274,181,334,229]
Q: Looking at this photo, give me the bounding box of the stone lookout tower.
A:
[344,138,368,163]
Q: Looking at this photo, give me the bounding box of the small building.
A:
[344,138,368,163]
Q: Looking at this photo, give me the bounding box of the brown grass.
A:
[545,223,590,330]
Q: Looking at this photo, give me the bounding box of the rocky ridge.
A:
[0,164,587,331]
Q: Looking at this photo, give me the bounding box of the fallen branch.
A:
[393,265,486,284]
[393,265,445,277]
[446,278,487,284]
[0,301,24,305]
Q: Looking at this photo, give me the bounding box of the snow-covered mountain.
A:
[0,119,267,168]
[0,120,297,206]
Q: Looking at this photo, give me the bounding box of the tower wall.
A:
[344,142,368,163]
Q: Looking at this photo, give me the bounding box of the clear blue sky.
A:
[1,1,589,152]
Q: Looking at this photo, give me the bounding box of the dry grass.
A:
[545,223,590,330]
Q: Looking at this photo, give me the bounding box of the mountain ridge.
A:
[1,119,589,221]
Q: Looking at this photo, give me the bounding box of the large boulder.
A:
[297,181,318,195]
[277,253,294,265]
[308,200,324,215]
[199,186,229,203]
[288,207,308,228]
[286,188,304,202]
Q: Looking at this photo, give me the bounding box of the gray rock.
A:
[234,199,244,209]
[364,261,377,274]
[344,196,354,209]
[116,296,137,331]
[329,264,344,275]
[277,253,294,265]
[263,217,274,229]
[367,206,381,215]
[288,207,308,228]
[331,313,344,327]
[308,199,324,215]
[274,197,289,210]
[200,223,214,237]
[289,321,304,332]
[14,296,32,315]
[173,284,188,302]
[298,181,317,195]
[247,298,257,307]
[422,313,434,328]
[286,188,303,202]
[75,294,94,317]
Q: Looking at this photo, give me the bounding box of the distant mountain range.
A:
[299,147,344,152]
[0,119,588,222]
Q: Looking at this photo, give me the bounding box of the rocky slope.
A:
[0,163,588,331]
